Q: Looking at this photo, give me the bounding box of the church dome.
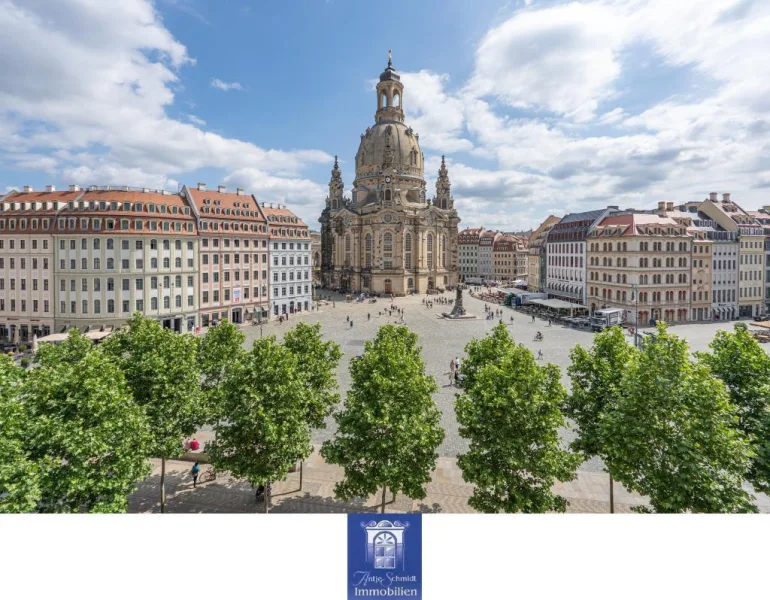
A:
[355,121,423,178]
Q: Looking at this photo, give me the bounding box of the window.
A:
[107,239,114,250]
[94,299,101,314]
[107,278,114,291]
[107,258,114,270]
[151,297,158,310]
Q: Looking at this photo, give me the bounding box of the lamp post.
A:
[631,283,639,348]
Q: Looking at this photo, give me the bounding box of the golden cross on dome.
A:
[388,49,392,65]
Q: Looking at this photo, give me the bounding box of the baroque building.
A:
[320,55,460,295]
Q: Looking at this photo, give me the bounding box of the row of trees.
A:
[456,322,768,513]
[3,315,768,514]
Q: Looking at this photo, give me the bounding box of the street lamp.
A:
[631,283,639,348]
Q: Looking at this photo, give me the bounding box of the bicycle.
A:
[199,466,216,483]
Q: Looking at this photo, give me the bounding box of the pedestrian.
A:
[532,314,536,323]
[548,318,552,327]
[537,350,543,361]
[350,320,353,328]
[368,313,371,321]
[191,461,200,488]
[346,314,349,322]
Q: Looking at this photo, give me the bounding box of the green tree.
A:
[699,328,770,494]
[605,323,756,513]
[208,336,311,513]
[283,322,342,489]
[456,324,580,513]
[0,355,40,513]
[321,325,443,514]
[23,332,151,512]
[198,320,246,425]
[102,314,203,513]
[565,326,638,512]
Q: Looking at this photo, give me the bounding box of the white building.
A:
[53,187,200,333]
[478,230,499,281]
[458,227,484,281]
[546,207,617,305]
[0,186,65,341]
[264,203,312,318]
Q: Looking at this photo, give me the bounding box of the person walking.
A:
[537,350,543,361]
[191,461,200,488]
[367,313,371,321]
[350,320,354,328]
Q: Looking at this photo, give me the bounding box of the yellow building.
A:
[587,213,692,324]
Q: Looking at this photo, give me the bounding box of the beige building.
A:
[698,193,764,318]
[458,227,484,281]
[184,184,270,327]
[311,230,321,287]
[0,186,68,341]
[588,213,692,324]
[320,56,460,295]
[492,235,517,282]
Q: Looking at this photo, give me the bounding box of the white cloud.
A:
[187,114,206,126]
[211,78,244,92]
[0,0,328,202]
[468,2,627,122]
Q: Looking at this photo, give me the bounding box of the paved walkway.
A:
[128,449,770,514]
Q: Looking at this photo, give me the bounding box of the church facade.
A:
[319,56,460,295]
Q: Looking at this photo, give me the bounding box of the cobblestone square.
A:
[239,289,751,469]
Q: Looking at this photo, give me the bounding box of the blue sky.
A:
[2,0,769,230]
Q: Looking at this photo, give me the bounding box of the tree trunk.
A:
[265,481,270,514]
[160,457,166,514]
[299,461,303,491]
[391,487,396,503]
[609,473,615,514]
[381,486,387,514]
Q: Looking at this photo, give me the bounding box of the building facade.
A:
[478,230,499,281]
[458,227,484,281]
[265,204,312,317]
[185,184,269,327]
[699,193,764,318]
[587,213,692,324]
[311,230,321,288]
[0,187,65,341]
[320,57,460,295]
[546,208,617,305]
[53,187,200,333]
[528,215,561,292]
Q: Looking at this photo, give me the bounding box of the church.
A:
[319,54,461,295]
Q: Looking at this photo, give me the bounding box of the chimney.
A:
[709,192,718,201]
[217,185,226,193]
[22,185,32,193]
[236,188,244,196]
[723,193,731,203]
[197,183,206,191]
[46,185,55,192]
[657,201,665,211]
[68,184,80,192]
[666,202,674,211]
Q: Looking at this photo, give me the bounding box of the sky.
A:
[1,0,769,231]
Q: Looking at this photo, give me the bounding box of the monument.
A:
[442,286,475,320]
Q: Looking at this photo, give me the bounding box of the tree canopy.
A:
[321,325,443,512]
[456,323,580,513]
[605,323,756,513]
[699,327,770,494]
[21,332,151,513]
[283,322,343,430]
[208,336,312,497]
[198,319,246,424]
[0,354,40,513]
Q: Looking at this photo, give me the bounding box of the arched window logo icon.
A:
[362,520,409,570]
[347,514,422,599]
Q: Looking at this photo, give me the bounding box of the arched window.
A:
[427,234,434,269]
[345,234,351,268]
[384,189,392,206]
[383,233,393,269]
[365,233,372,268]
[404,233,412,269]
[407,277,414,289]
[381,93,388,108]
[393,93,400,107]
